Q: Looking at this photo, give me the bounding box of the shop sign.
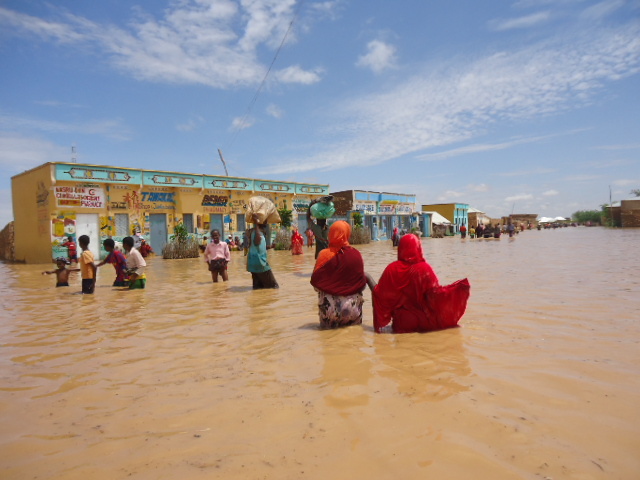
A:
[202,195,229,207]
[54,186,105,208]
[378,204,395,214]
[354,203,376,214]
[396,204,413,214]
[293,199,310,213]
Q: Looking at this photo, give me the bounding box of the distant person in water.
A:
[122,236,147,290]
[310,221,367,329]
[42,257,79,287]
[204,229,230,283]
[369,234,470,333]
[460,223,467,239]
[392,226,400,247]
[305,228,315,248]
[96,238,128,286]
[246,215,279,289]
[307,200,329,259]
[291,228,304,255]
[62,236,77,264]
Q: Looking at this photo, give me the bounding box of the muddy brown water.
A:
[1,227,639,480]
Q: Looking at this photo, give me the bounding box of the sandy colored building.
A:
[12,162,329,263]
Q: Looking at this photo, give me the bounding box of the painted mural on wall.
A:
[51,213,77,259]
[354,202,376,214]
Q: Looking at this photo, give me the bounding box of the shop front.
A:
[12,163,329,263]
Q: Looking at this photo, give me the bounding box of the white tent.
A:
[423,211,451,224]
[537,216,555,223]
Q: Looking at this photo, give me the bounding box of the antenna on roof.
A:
[71,144,77,163]
[217,148,229,176]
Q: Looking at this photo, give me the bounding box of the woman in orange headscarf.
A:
[310,221,367,329]
[371,233,470,333]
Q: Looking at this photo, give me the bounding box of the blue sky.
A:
[1,0,639,227]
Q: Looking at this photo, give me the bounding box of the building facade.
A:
[12,162,329,263]
[331,190,417,239]
[420,203,469,234]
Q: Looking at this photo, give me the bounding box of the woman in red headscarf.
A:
[310,221,367,329]
[291,228,304,255]
[371,234,470,333]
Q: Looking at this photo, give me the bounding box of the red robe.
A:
[373,234,470,333]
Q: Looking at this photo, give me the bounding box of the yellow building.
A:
[420,203,469,234]
[12,162,329,263]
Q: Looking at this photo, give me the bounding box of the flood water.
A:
[1,227,639,480]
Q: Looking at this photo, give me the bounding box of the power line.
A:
[223,0,305,158]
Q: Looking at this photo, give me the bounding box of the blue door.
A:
[210,214,224,237]
[183,213,194,233]
[149,214,168,254]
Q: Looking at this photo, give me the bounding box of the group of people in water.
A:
[45,198,470,334]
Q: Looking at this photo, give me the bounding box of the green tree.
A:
[352,211,363,229]
[631,189,640,197]
[278,207,293,228]
[571,210,602,224]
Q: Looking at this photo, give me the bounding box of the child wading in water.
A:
[204,229,230,282]
[122,236,147,289]
[96,238,128,286]
[78,235,96,294]
[42,257,79,287]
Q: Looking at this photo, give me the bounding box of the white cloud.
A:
[581,0,626,21]
[230,115,255,131]
[260,21,640,174]
[564,174,601,181]
[497,167,557,177]
[273,65,323,84]
[612,178,639,186]
[438,190,465,201]
[176,115,205,132]
[0,2,321,89]
[356,40,397,74]
[266,104,284,119]
[505,193,534,202]
[0,112,132,141]
[469,183,490,192]
[489,11,552,31]
[417,130,586,161]
[0,133,69,171]
[542,189,559,196]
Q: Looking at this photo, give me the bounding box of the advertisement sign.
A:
[54,186,105,208]
[354,202,376,214]
[378,204,395,214]
[396,204,413,214]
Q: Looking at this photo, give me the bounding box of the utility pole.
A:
[217,149,229,176]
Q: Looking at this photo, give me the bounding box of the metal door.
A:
[209,214,224,237]
[149,214,168,254]
[115,213,129,237]
[297,214,308,240]
[236,214,246,233]
[75,213,101,260]
[183,214,194,233]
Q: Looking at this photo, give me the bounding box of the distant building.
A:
[331,190,417,239]
[620,199,640,227]
[468,207,491,227]
[501,214,538,228]
[420,203,469,234]
[12,162,329,263]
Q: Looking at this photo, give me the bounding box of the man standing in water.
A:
[307,199,329,259]
[246,214,279,289]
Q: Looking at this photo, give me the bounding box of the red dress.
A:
[291,230,304,255]
[373,234,470,333]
